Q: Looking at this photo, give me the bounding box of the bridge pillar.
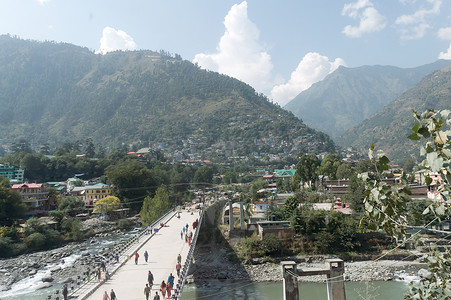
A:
[240,201,244,231]
[326,259,346,300]
[281,261,298,300]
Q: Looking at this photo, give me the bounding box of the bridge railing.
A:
[63,209,175,300]
[173,207,205,299]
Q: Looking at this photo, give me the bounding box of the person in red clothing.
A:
[160,280,167,299]
[134,252,139,265]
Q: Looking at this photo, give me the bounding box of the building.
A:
[256,220,294,240]
[11,183,48,217]
[0,164,24,184]
[84,183,112,208]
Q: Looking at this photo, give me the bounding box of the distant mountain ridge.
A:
[340,64,451,162]
[284,60,451,139]
[0,35,334,157]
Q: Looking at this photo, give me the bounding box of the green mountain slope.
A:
[340,64,451,162]
[0,35,334,156]
[284,61,451,138]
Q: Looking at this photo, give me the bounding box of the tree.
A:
[318,154,341,179]
[336,163,353,180]
[140,186,170,225]
[85,138,95,157]
[193,166,213,186]
[294,153,320,188]
[403,158,416,173]
[0,178,26,226]
[93,196,121,215]
[58,197,85,216]
[360,109,451,299]
[105,160,154,212]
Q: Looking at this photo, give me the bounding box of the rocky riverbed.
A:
[0,218,140,294]
[189,251,428,284]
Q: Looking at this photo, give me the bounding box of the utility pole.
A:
[229,201,233,232]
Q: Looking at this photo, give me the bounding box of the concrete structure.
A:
[257,220,294,240]
[281,259,346,300]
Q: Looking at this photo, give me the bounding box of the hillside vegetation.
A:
[284,61,450,138]
[340,64,451,162]
[0,35,334,156]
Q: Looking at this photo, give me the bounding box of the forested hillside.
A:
[340,64,451,162]
[0,35,334,156]
[284,61,451,138]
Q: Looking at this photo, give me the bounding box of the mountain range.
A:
[340,64,451,162]
[0,35,334,157]
[284,60,451,139]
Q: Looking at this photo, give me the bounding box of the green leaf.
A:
[418,127,430,138]
[425,176,432,186]
[379,155,390,164]
[412,122,420,133]
[408,133,421,140]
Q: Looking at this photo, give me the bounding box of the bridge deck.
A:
[77,207,201,300]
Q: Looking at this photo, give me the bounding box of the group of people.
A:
[181,223,195,246]
[102,289,117,300]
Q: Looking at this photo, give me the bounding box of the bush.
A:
[0,237,13,258]
[117,219,134,230]
[261,234,281,255]
[25,232,47,250]
[313,231,335,254]
[240,236,260,259]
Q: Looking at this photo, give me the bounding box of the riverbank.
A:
[190,246,427,284]
[0,218,136,294]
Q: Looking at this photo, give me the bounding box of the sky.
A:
[1,0,451,106]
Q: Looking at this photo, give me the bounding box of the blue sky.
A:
[1,0,451,105]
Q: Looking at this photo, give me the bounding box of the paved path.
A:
[81,208,201,300]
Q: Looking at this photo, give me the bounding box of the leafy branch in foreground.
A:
[359,109,451,300]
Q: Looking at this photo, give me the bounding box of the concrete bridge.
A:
[68,206,203,300]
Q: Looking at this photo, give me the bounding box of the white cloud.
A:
[395,0,442,40]
[97,27,137,55]
[342,0,386,38]
[437,27,451,59]
[36,0,50,4]
[270,52,346,106]
[438,44,451,59]
[193,1,273,93]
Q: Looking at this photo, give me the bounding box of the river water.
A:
[0,228,415,300]
[0,230,140,300]
[181,280,411,300]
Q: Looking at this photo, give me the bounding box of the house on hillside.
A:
[84,183,112,209]
[0,163,24,184]
[256,220,294,240]
[11,183,48,217]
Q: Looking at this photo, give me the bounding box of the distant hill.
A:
[0,35,334,157]
[284,61,451,138]
[340,64,451,162]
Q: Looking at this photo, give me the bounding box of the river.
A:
[181,280,411,300]
[0,230,140,300]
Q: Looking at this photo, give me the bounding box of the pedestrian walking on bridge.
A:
[144,283,151,300]
[110,288,117,300]
[148,270,154,287]
[134,251,139,265]
[144,250,149,263]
